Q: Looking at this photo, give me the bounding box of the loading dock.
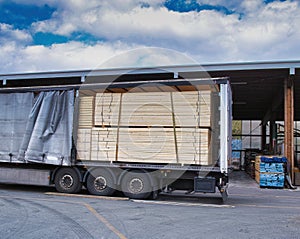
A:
[200,61,300,184]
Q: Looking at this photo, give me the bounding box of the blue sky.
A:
[0,0,299,73]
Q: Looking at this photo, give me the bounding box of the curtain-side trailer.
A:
[0,72,232,201]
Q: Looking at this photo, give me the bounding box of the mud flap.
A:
[220,187,228,202]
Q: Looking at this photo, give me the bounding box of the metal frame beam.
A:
[1,60,300,82]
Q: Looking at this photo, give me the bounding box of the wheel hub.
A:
[129,178,144,193]
[94,176,107,191]
[60,174,74,189]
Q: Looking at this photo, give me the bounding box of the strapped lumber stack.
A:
[76,128,92,160]
[76,96,94,160]
[78,96,95,128]
[94,93,121,126]
[172,91,211,127]
[120,92,173,126]
[176,128,211,165]
[91,128,117,162]
[76,90,217,166]
[118,127,177,163]
[255,155,287,188]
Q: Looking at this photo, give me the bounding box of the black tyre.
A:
[86,169,116,196]
[54,168,82,193]
[121,171,152,199]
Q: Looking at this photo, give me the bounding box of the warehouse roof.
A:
[1,60,300,121]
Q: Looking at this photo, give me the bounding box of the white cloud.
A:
[31,0,300,48]
[235,1,300,55]
[0,41,127,73]
[0,41,198,74]
[0,23,32,43]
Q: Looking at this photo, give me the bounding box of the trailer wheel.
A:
[121,171,151,199]
[54,168,82,193]
[86,169,116,196]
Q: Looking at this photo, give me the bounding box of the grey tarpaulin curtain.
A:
[0,93,34,162]
[19,91,74,165]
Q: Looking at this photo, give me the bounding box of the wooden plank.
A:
[76,129,92,160]
[120,92,173,126]
[84,126,214,165]
[157,85,177,92]
[176,85,197,91]
[94,93,121,126]
[110,88,127,93]
[78,96,95,128]
[125,87,144,92]
[176,128,212,165]
[255,170,260,184]
[93,91,214,127]
[118,127,176,163]
[82,89,217,165]
[90,127,117,161]
[139,86,162,92]
[173,91,211,127]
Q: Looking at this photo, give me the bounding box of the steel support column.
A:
[284,75,294,181]
[269,121,276,154]
[261,123,266,151]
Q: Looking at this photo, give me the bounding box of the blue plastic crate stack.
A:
[255,156,287,188]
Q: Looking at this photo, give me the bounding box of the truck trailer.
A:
[0,68,232,201]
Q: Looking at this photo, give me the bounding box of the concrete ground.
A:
[0,171,299,239]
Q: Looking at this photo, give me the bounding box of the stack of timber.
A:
[76,129,92,160]
[94,93,121,126]
[120,92,173,126]
[255,156,286,188]
[76,96,94,160]
[172,91,211,127]
[244,150,259,179]
[76,91,216,166]
[118,127,177,163]
[176,128,211,165]
[78,96,95,128]
[91,128,117,162]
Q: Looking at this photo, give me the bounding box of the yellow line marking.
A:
[0,195,128,239]
[45,192,129,201]
[84,203,128,239]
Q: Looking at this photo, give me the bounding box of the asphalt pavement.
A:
[0,171,299,239]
